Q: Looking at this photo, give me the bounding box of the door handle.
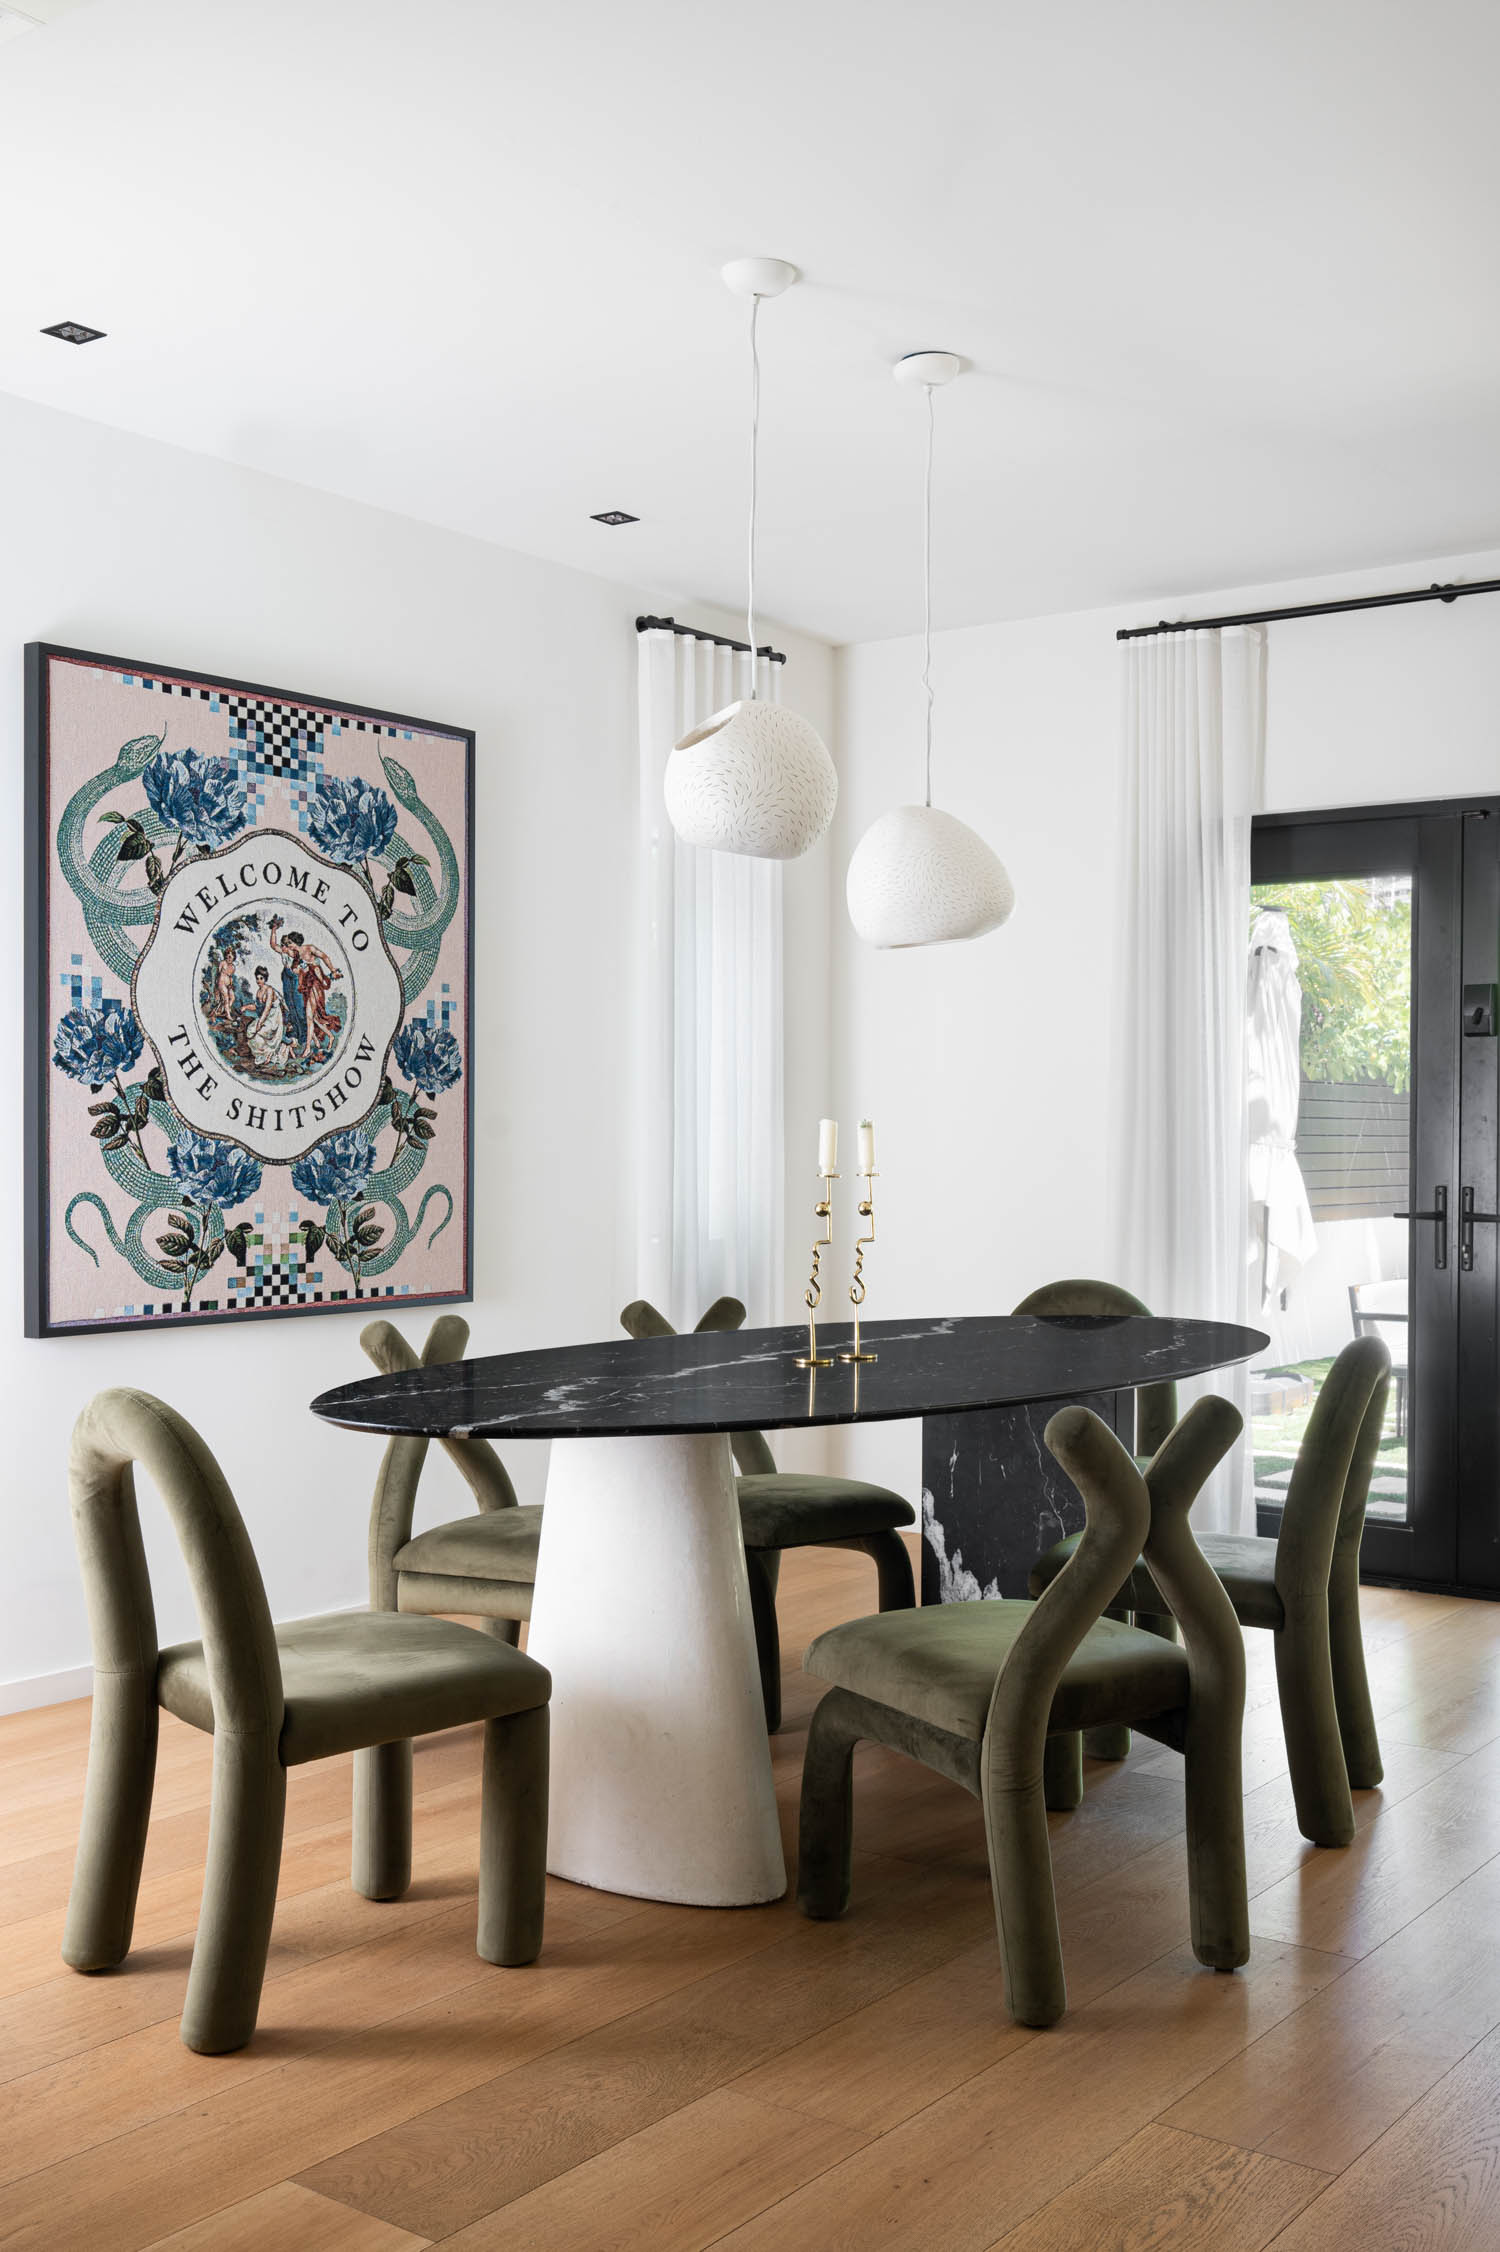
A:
[1395,1184,1448,1268]
[1461,1185,1499,1270]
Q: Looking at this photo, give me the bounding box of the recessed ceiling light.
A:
[591,510,638,526]
[41,320,105,344]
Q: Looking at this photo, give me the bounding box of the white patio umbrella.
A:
[1247,907,1318,1309]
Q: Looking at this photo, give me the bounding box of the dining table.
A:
[311,1310,1267,1911]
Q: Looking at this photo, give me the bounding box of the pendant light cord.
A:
[922,380,935,808]
[746,291,761,703]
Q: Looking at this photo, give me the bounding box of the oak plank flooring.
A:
[2,1549,1499,2250]
[139,2182,429,2251]
[1263,2021,1500,2249]
[433,2089,868,2252]
[981,2122,1327,2251]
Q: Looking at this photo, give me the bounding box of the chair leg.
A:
[1082,1606,1135,1760]
[1275,1606,1356,1847]
[981,1721,1066,2027]
[62,1670,159,1973]
[1328,1566,1383,1791]
[1042,1730,1083,1811]
[1182,1677,1251,1971]
[180,1732,287,2054]
[858,1530,916,1612]
[745,1546,783,1734]
[353,1740,413,1901]
[479,1616,523,1645]
[796,1688,863,1919]
[477,1705,549,1967]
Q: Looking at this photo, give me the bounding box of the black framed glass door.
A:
[1251,800,1500,1592]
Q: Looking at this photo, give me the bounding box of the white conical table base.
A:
[525,1433,786,1905]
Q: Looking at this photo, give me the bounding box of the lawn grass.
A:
[1253,1353,1407,1520]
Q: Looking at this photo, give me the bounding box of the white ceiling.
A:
[3,0,1498,644]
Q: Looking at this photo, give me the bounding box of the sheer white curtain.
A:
[1113,625,1267,1532]
[636,626,785,1331]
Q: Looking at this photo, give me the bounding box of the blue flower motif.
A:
[52,999,145,1087]
[141,748,248,850]
[307,774,399,866]
[392,1021,462,1097]
[168,1131,262,1209]
[292,1128,376,1206]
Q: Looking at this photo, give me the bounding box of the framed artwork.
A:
[25,643,473,1336]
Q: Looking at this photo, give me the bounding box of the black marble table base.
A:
[921,1392,1136,1602]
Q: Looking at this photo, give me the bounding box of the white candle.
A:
[818,1118,838,1175]
[857,1118,875,1173]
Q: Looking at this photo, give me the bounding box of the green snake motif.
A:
[54,727,464,1308]
[65,1093,453,1295]
[56,743,460,992]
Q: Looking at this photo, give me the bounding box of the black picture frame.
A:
[25,641,475,1337]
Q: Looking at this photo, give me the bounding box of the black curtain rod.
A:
[636,614,787,664]
[1117,575,1500,641]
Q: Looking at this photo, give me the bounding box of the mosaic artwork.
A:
[25,646,473,1334]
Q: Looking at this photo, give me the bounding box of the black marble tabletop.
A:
[310,1314,1268,1440]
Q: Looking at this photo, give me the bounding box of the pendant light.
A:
[845,353,1014,947]
[663,258,838,861]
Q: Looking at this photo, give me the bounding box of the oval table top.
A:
[310,1313,1269,1441]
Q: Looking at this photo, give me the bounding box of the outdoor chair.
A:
[1031,1333,1391,1846]
[1349,1280,1408,1437]
[63,1387,550,2054]
[796,1397,1249,2027]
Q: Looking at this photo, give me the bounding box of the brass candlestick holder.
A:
[838,1169,879,1363]
[795,1172,838,1367]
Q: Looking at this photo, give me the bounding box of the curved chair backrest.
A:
[985,1404,1154,1758]
[70,1388,284,1742]
[990,1395,1245,1745]
[618,1296,776,1475]
[1012,1279,1178,1458]
[361,1317,519,1611]
[1275,1334,1391,1612]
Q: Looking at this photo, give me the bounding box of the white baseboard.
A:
[0,1663,93,1716]
[0,1598,368,1720]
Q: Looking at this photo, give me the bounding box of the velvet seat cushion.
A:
[805,1600,1189,1743]
[158,1611,550,1767]
[735,1475,914,1551]
[1032,1530,1285,1632]
[394,1484,911,1582]
[395,1505,545,1581]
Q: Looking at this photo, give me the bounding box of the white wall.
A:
[829,544,1500,1497]
[0,390,833,1706]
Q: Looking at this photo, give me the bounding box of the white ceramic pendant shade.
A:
[666,257,836,862]
[846,351,1013,946]
[846,804,1014,947]
[665,699,838,859]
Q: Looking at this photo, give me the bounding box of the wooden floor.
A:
[4,1547,1500,2251]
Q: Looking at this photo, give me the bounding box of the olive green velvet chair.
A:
[1030,1332,1392,1848]
[354,1314,541,1900]
[620,1295,917,1731]
[797,1397,1249,2027]
[64,1387,551,2056]
[363,1313,538,1642]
